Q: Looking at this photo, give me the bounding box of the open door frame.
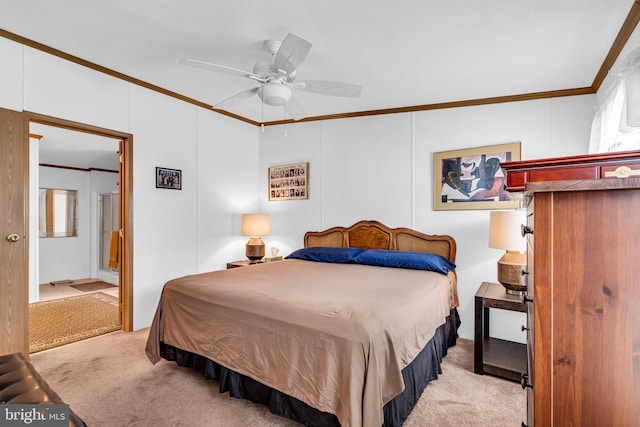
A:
[2,108,134,355]
[27,111,134,331]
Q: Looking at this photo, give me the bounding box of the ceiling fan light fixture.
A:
[259,83,292,106]
[180,32,360,120]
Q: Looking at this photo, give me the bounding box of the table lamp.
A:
[489,210,527,295]
[241,213,270,263]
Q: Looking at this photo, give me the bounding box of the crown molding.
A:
[39,163,118,174]
[591,0,640,91]
[0,29,260,127]
[261,87,595,126]
[2,0,639,127]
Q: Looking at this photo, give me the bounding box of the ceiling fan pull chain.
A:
[284,103,288,136]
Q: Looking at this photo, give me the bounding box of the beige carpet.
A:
[29,331,526,426]
[29,292,120,354]
[69,280,117,292]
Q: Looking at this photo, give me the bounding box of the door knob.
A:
[6,234,20,242]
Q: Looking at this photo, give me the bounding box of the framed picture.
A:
[268,162,309,201]
[433,142,521,210]
[156,167,182,190]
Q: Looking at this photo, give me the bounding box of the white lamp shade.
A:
[241,214,270,237]
[489,210,526,252]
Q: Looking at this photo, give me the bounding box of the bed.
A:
[145,220,459,427]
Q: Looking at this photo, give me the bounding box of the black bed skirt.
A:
[160,308,460,427]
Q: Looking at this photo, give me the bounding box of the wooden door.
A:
[0,108,29,356]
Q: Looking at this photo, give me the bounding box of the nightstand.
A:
[226,260,264,269]
[474,281,527,382]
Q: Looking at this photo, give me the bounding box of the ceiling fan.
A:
[180,33,362,121]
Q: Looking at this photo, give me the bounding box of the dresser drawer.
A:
[501,150,640,191]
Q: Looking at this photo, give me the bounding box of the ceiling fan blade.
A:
[272,33,312,76]
[214,87,260,109]
[285,95,308,121]
[180,59,266,83]
[293,80,362,98]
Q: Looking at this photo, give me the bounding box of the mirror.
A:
[39,188,78,238]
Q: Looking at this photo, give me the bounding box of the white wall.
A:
[3,28,635,339]
[0,37,23,112]
[258,121,324,254]
[413,98,592,342]
[195,108,260,272]
[38,166,92,285]
[259,95,595,343]
[0,37,257,329]
[28,138,119,300]
[37,168,119,288]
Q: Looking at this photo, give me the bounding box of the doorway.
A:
[1,108,132,356]
[28,112,133,331]
[32,123,121,304]
[27,118,131,353]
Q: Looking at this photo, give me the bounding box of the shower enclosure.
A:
[99,191,119,276]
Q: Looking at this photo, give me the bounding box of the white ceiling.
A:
[1,0,638,124]
[32,123,120,171]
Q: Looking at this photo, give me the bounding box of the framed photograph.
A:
[433,142,521,210]
[268,162,309,201]
[156,167,182,190]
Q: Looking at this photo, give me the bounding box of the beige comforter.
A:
[146,259,456,427]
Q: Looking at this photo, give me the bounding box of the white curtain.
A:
[589,46,640,153]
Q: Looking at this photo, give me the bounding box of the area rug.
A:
[29,292,120,354]
[69,280,117,292]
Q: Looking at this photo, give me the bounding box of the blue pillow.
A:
[285,246,365,264]
[352,249,456,274]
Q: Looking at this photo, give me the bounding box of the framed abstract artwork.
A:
[433,142,521,210]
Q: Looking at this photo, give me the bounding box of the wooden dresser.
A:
[502,152,640,427]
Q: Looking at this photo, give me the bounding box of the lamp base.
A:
[497,251,527,295]
[245,237,265,263]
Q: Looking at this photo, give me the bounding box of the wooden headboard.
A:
[304,220,457,263]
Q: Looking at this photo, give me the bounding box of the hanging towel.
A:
[109,230,120,269]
